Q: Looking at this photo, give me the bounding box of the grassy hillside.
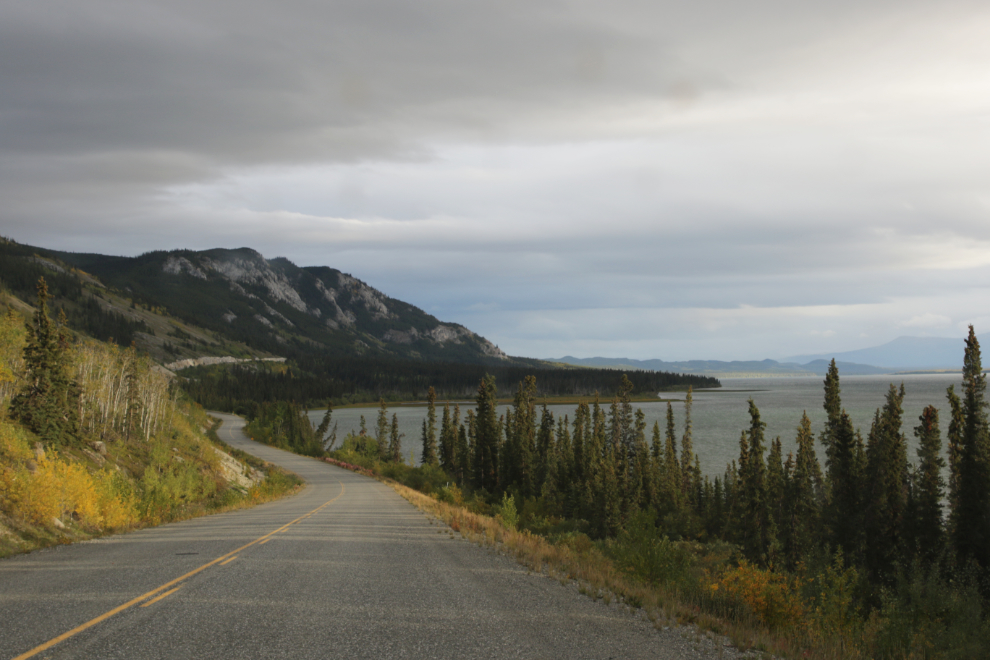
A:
[0,287,300,557]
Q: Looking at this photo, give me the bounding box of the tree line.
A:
[351,326,990,598]
[181,354,720,411]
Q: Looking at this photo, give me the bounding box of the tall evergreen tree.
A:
[820,363,866,563]
[863,384,909,584]
[912,405,945,565]
[952,326,990,569]
[738,399,776,564]
[473,375,500,492]
[439,402,460,473]
[375,399,389,459]
[455,414,470,484]
[680,387,695,494]
[420,386,439,466]
[944,384,964,542]
[389,413,403,463]
[10,277,80,447]
[785,412,823,568]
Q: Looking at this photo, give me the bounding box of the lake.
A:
[309,373,964,478]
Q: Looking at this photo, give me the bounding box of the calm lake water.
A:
[310,373,964,478]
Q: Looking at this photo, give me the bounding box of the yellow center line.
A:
[12,481,345,660]
[219,555,238,566]
[139,587,181,608]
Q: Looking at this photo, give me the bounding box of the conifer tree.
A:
[766,437,786,545]
[633,409,654,511]
[537,404,555,495]
[473,375,499,492]
[389,413,403,463]
[680,387,695,493]
[662,403,680,505]
[944,384,964,542]
[375,399,389,458]
[863,384,909,584]
[10,277,80,447]
[555,415,574,514]
[738,400,776,564]
[455,414,470,484]
[821,363,866,563]
[912,405,945,565]
[952,326,990,569]
[786,413,823,567]
[439,402,457,473]
[420,386,439,466]
[315,402,337,450]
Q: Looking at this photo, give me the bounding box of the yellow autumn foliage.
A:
[714,560,806,630]
[0,418,137,530]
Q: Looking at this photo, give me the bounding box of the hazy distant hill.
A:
[785,336,965,370]
[547,356,891,377]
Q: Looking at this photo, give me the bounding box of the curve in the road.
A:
[0,413,736,659]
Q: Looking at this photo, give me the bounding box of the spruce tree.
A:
[821,363,866,564]
[439,402,456,472]
[455,414,470,484]
[375,399,389,458]
[786,412,823,567]
[953,326,990,569]
[912,405,945,565]
[420,387,439,466]
[680,387,695,494]
[10,277,80,447]
[944,384,964,542]
[863,384,909,584]
[739,400,776,564]
[315,402,337,450]
[537,403,555,495]
[766,437,786,549]
[389,413,403,463]
[473,375,499,492]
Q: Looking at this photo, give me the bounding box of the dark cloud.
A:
[2,0,989,359]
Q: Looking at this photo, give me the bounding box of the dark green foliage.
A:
[180,353,718,412]
[737,400,777,564]
[473,375,499,492]
[375,399,389,458]
[953,326,990,570]
[911,405,945,565]
[438,402,457,473]
[244,400,324,456]
[314,404,338,450]
[420,387,439,467]
[784,413,823,568]
[10,278,81,447]
[388,413,403,463]
[822,363,866,563]
[863,384,909,585]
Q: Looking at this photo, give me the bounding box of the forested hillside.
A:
[0,237,720,402]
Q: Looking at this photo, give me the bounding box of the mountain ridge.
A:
[51,245,511,365]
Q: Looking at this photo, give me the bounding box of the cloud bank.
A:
[3,0,989,359]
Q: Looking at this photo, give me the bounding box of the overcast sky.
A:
[3,0,989,360]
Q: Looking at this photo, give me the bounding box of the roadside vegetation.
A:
[0,278,300,558]
[245,328,990,658]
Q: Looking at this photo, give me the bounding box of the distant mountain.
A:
[547,356,891,377]
[785,336,965,370]
[0,239,513,366]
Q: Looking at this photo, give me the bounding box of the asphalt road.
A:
[0,413,739,659]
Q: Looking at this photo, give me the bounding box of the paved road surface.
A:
[0,413,736,659]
